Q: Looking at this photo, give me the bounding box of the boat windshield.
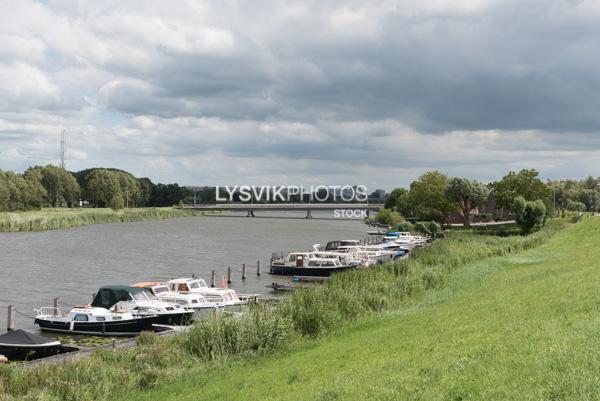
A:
[153,286,170,294]
[131,292,152,302]
[190,280,208,289]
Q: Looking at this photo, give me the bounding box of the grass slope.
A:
[128,218,600,401]
[0,207,204,232]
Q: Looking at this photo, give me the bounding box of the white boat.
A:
[167,278,248,307]
[132,282,220,314]
[91,285,194,326]
[35,306,156,336]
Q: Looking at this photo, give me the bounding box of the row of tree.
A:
[0,166,193,211]
[382,169,572,232]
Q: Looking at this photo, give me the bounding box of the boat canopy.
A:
[91,285,150,309]
[0,329,61,347]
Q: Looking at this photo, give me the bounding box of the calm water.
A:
[0,212,366,331]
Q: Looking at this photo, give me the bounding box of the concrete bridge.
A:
[180,203,384,218]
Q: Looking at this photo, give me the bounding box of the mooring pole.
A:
[7,305,15,332]
[211,270,216,287]
[242,263,247,280]
[53,298,60,317]
[257,260,261,276]
[227,266,232,284]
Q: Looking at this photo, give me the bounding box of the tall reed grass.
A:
[0,219,570,401]
[0,208,203,233]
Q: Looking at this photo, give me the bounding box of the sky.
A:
[1,0,600,190]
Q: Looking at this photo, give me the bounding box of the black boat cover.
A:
[0,329,60,346]
[91,285,149,309]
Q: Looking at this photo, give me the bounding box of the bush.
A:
[397,221,414,233]
[513,196,546,234]
[375,209,404,227]
[414,222,431,235]
[109,194,125,211]
[427,221,441,237]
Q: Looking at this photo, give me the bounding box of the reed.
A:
[0,219,570,401]
[0,208,204,233]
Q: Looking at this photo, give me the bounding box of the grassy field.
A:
[123,218,600,401]
[0,219,579,400]
[0,207,204,232]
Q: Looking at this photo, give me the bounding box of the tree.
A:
[384,188,408,209]
[494,169,550,211]
[0,170,46,211]
[407,171,453,223]
[445,178,489,227]
[109,193,124,211]
[87,170,123,207]
[25,165,80,207]
[513,196,546,234]
[566,200,586,212]
[374,208,404,227]
[579,189,600,212]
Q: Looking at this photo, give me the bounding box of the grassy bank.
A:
[0,219,571,400]
[147,218,600,401]
[0,208,204,232]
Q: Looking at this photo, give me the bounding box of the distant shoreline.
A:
[0,208,205,233]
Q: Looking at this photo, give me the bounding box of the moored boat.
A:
[132,282,219,317]
[91,285,194,326]
[270,257,349,277]
[167,278,247,308]
[0,329,64,361]
[34,306,157,336]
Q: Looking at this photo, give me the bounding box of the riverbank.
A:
[0,219,572,400]
[0,208,205,232]
[137,218,597,401]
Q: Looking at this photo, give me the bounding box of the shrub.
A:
[427,221,441,237]
[513,196,546,234]
[375,209,404,227]
[397,221,414,233]
[414,222,431,235]
[109,194,124,211]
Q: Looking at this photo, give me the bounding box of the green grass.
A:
[123,218,600,401]
[0,219,577,400]
[0,207,204,232]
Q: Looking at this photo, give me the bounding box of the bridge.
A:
[180,203,384,218]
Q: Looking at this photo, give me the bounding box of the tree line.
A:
[382,169,599,233]
[0,165,194,212]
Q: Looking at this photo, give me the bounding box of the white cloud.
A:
[1,0,600,188]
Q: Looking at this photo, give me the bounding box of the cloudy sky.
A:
[1,0,599,189]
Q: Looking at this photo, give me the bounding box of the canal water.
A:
[0,212,366,331]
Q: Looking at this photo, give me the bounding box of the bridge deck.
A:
[180,203,383,211]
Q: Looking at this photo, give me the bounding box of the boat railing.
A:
[35,307,68,317]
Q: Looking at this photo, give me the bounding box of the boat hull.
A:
[34,316,158,336]
[269,264,350,277]
[150,311,194,326]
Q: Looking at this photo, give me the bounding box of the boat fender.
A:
[69,321,75,332]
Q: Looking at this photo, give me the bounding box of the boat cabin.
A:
[324,240,361,251]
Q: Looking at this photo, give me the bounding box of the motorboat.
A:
[34,305,156,336]
[166,278,247,307]
[0,329,64,361]
[270,252,316,274]
[132,282,219,315]
[271,257,349,277]
[91,285,194,326]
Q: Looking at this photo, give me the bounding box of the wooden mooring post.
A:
[242,263,247,280]
[7,305,15,332]
[210,270,216,287]
[53,298,59,316]
[227,266,232,284]
[257,260,261,276]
